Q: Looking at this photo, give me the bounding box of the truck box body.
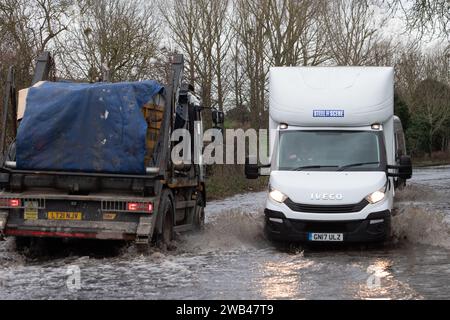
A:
[264,67,408,243]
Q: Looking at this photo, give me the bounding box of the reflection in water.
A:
[358,259,393,299]
[259,257,314,299]
[357,259,420,300]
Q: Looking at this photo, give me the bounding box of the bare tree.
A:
[367,39,398,66]
[413,77,450,155]
[298,2,330,66]
[386,0,449,37]
[263,0,319,66]
[233,0,269,129]
[161,0,232,115]
[159,0,201,87]
[211,1,233,112]
[0,0,70,85]
[59,0,161,82]
[0,0,70,144]
[394,44,424,104]
[323,0,385,66]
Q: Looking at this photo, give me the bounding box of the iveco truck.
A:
[246,67,412,243]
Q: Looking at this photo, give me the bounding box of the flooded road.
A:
[0,166,449,300]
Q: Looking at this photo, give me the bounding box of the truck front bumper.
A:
[264,209,391,243]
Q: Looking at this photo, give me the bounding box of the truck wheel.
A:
[15,236,32,251]
[193,193,205,230]
[154,192,175,249]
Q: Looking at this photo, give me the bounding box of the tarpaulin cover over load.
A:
[16,80,164,174]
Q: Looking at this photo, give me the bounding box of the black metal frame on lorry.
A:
[0,67,17,161]
[0,52,208,246]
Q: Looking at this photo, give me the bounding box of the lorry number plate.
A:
[308,233,343,242]
[47,212,82,221]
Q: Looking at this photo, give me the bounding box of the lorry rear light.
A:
[127,202,153,213]
[10,199,21,207]
[0,198,21,208]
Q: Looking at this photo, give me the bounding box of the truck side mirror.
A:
[398,155,412,180]
[387,155,412,180]
[212,110,224,128]
[245,156,259,179]
[245,163,260,179]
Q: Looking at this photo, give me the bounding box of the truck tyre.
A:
[193,193,205,230]
[15,236,32,251]
[154,191,175,249]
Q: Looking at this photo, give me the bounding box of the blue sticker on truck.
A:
[313,110,345,118]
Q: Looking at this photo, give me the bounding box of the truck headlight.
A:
[365,190,385,204]
[269,188,288,203]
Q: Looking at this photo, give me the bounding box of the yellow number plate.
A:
[47,212,82,221]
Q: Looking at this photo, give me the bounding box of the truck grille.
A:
[284,198,369,214]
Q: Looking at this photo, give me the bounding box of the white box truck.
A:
[246,67,412,243]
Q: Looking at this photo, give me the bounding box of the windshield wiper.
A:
[294,165,339,171]
[337,162,380,171]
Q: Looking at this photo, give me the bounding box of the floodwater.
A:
[0,166,449,300]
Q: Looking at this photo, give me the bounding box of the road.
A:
[0,166,449,299]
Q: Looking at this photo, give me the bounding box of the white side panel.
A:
[269,116,278,160]
[384,117,395,166]
[383,116,395,197]
[269,67,394,127]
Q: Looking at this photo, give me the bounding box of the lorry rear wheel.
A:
[154,192,175,249]
[193,193,205,230]
[15,236,32,251]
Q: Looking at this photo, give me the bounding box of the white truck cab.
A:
[246,67,412,243]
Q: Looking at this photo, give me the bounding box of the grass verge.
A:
[205,165,269,201]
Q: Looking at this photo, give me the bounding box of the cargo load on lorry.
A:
[16,80,164,174]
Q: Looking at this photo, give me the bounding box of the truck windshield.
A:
[277,130,386,171]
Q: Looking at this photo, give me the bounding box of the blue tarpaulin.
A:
[16,80,164,174]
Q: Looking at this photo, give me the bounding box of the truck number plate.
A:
[308,233,343,242]
[48,212,82,221]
